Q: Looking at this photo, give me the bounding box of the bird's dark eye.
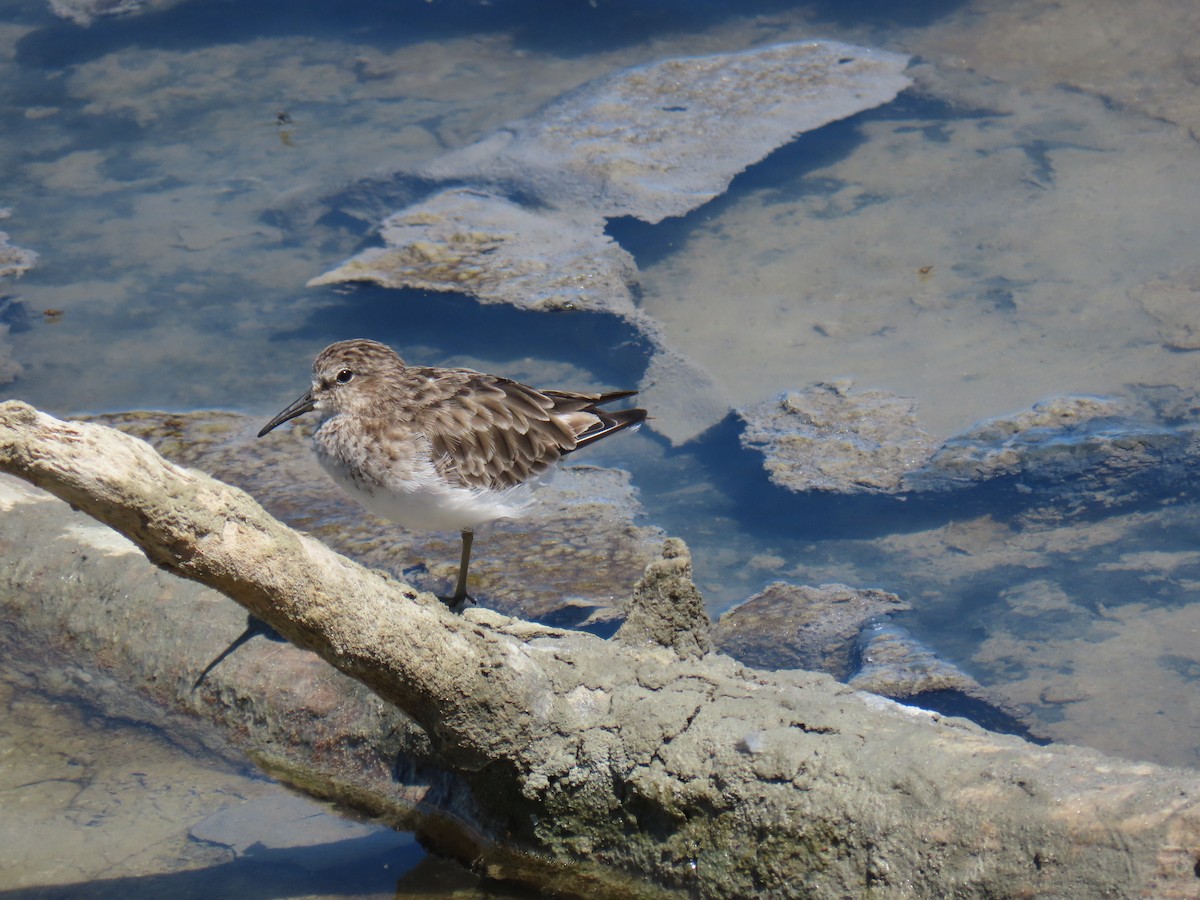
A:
[335,369,354,384]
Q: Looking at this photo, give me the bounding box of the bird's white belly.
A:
[319,455,532,533]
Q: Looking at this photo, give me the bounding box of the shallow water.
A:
[4,0,1200,892]
[0,660,445,897]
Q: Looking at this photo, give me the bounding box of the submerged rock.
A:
[908,396,1200,516]
[739,381,937,493]
[47,0,181,26]
[1129,265,1200,351]
[311,188,637,316]
[0,209,34,388]
[190,792,420,871]
[741,385,1200,509]
[712,582,1040,739]
[712,581,909,681]
[911,395,1143,489]
[850,620,1044,742]
[417,41,914,225]
[0,325,20,387]
[0,209,37,280]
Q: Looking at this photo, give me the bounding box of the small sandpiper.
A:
[258,338,647,606]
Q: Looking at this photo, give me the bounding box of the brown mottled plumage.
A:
[258,338,646,606]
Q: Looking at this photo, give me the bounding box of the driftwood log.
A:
[2,399,1200,898]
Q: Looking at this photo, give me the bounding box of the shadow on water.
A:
[655,406,1200,548]
[606,92,1002,269]
[0,835,430,900]
[801,0,967,29]
[16,0,972,69]
[16,0,513,67]
[507,0,972,56]
[604,113,875,268]
[277,284,654,390]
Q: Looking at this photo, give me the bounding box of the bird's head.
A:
[257,338,405,437]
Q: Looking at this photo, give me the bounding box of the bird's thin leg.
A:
[444,529,475,609]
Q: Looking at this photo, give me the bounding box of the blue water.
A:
[5,0,1200,892]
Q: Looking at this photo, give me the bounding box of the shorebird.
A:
[257,338,646,606]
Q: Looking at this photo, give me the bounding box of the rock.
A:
[1130,265,1200,351]
[912,395,1130,487]
[849,621,1044,742]
[908,396,1199,505]
[740,387,1200,514]
[738,382,937,493]
[712,581,909,680]
[418,41,913,224]
[615,537,712,659]
[310,189,639,317]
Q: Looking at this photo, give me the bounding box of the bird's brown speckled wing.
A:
[410,368,641,491]
[416,372,576,490]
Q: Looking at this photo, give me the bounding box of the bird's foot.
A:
[438,591,476,614]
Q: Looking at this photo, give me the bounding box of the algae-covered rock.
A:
[742,387,1200,510]
[712,581,909,680]
[310,188,637,316]
[739,382,937,493]
[419,41,913,224]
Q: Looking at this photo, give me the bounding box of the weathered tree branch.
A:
[3,399,1200,898]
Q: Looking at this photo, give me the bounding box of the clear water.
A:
[4,0,1200,892]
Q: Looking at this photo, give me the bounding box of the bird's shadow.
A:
[192,614,288,690]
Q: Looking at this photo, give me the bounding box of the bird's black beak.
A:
[257,390,317,437]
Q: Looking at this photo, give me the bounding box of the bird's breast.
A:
[312,417,531,532]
